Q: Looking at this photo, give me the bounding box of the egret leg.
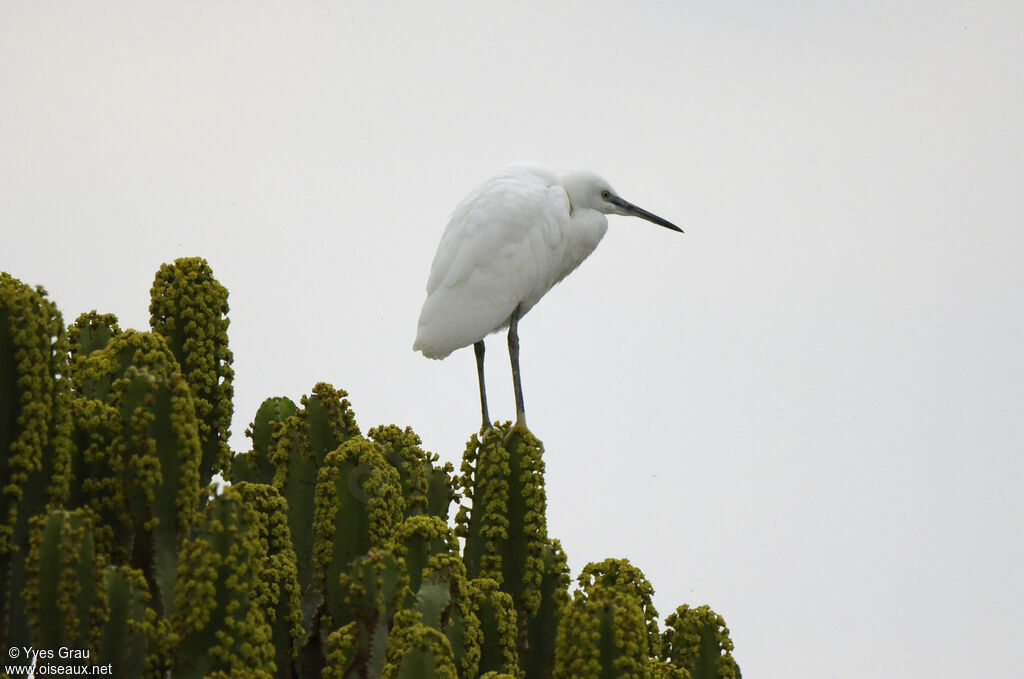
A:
[508,305,526,427]
[475,340,491,432]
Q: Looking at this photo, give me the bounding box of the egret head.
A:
[561,170,683,233]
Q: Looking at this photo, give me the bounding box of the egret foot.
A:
[502,417,530,447]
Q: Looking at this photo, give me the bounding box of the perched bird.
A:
[414,162,682,431]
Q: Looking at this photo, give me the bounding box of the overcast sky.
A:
[3,2,1022,677]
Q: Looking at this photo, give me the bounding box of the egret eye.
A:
[601,190,611,200]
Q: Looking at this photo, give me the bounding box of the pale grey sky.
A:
[3,2,1022,677]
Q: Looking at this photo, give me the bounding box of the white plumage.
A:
[414,162,681,429]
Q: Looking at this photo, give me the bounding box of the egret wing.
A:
[414,164,571,358]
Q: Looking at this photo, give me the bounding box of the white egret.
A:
[414,162,682,431]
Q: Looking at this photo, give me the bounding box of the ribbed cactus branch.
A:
[68,311,122,360]
[231,397,298,486]
[98,566,154,679]
[416,553,481,679]
[469,578,520,677]
[235,482,304,678]
[271,383,361,632]
[382,609,459,679]
[553,585,651,679]
[70,330,203,614]
[313,436,404,630]
[23,509,105,660]
[578,558,661,658]
[0,273,74,647]
[149,257,234,494]
[370,424,456,520]
[661,605,740,679]
[172,485,275,679]
[457,422,547,621]
[524,538,571,679]
[331,548,408,678]
[390,515,458,597]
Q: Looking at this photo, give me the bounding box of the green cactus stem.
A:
[231,397,298,486]
[661,605,740,679]
[313,436,404,631]
[577,558,661,658]
[23,509,105,667]
[457,422,547,625]
[415,553,481,679]
[524,538,571,679]
[271,383,361,632]
[149,257,234,495]
[382,609,459,679]
[389,515,458,597]
[332,548,408,678]
[68,311,121,359]
[0,274,74,647]
[370,424,455,520]
[70,330,202,614]
[553,585,651,679]
[98,566,154,679]
[171,485,275,679]
[235,482,304,679]
[322,622,360,679]
[469,578,519,677]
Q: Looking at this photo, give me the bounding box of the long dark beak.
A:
[609,195,683,233]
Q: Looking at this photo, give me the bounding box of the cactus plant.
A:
[552,584,651,679]
[171,485,275,679]
[382,609,459,679]
[69,330,202,615]
[370,424,456,520]
[661,605,740,679]
[149,257,234,497]
[1,261,742,679]
[524,538,571,679]
[468,578,519,677]
[0,274,74,647]
[457,423,547,632]
[313,436,404,631]
[235,481,305,678]
[270,382,361,632]
[578,558,661,658]
[98,565,155,679]
[22,509,105,664]
[231,396,298,486]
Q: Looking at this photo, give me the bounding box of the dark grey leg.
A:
[508,305,526,426]
[475,340,490,432]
